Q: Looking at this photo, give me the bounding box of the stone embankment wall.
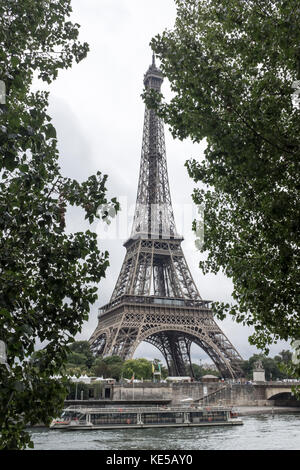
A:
[172,383,269,406]
[199,384,268,407]
[112,382,298,407]
[113,382,173,401]
[112,382,267,406]
[112,382,229,403]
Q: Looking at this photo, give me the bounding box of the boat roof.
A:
[63,405,232,414]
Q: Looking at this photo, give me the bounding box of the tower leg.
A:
[144,331,194,377]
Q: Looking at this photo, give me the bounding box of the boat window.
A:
[90,412,137,425]
[143,412,183,424]
[189,410,227,423]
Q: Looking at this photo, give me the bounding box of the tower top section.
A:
[143,54,164,91]
[127,53,179,242]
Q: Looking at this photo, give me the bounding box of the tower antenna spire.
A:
[152,51,155,66]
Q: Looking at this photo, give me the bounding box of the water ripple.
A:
[28,414,300,450]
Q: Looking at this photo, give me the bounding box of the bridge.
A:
[264,382,295,400]
[258,382,299,405]
[192,381,300,407]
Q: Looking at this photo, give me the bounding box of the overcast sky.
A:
[43,0,290,363]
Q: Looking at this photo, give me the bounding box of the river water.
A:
[28,413,300,450]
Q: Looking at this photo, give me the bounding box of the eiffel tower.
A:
[89,55,243,378]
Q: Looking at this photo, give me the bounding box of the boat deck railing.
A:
[64,405,232,414]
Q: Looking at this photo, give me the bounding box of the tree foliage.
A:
[63,343,168,381]
[145,0,300,355]
[0,0,118,449]
[62,342,169,381]
[241,352,293,380]
[67,341,94,369]
[92,355,124,380]
[191,363,219,380]
[121,358,153,380]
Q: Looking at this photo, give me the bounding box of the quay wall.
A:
[112,382,263,406]
[113,382,172,402]
[110,382,299,407]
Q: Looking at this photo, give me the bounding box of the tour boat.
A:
[50,406,243,430]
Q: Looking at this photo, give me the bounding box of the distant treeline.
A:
[32,341,294,381]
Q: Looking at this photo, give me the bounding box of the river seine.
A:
[28,413,300,450]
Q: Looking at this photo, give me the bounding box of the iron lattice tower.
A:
[89,56,243,378]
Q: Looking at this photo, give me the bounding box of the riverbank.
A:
[234,406,300,416]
